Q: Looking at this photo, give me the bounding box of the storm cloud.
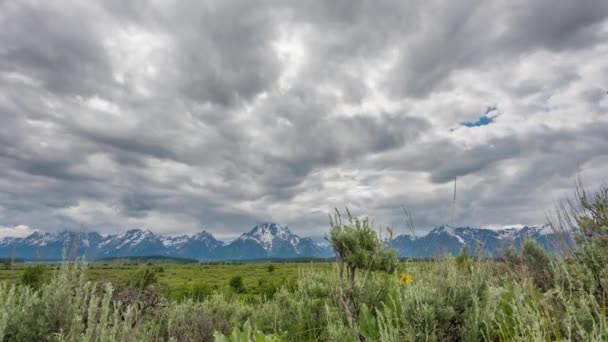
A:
[1,0,607,239]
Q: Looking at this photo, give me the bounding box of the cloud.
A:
[0,0,607,238]
[0,225,37,238]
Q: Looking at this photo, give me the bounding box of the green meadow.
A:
[0,262,335,300]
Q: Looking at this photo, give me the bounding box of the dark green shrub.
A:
[522,239,553,290]
[328,209,398,328]
[20,265,45,289]
[455,246,470,270]
[267,264,275,273]
[191,282,213,301]
[258,278,279,299]
[229,275,245,293]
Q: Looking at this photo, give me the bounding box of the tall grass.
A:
[1,253,607,341]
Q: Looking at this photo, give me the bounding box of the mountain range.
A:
[0,223,565,261]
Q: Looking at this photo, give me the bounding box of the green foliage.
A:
[358,303,379,340]
[502,245,521,267]
[214,320,282,342]
[455,247,471,270]
[128,266,158,290]
[20,265,45,289]
[2,257,608,341]
[551,184,608,303]
[328,209,398,332]
[230,275,246,293]
[574,187,608,298]
[0,264,145,341]
[267,264,275,273]
[522,239,554,290]
[190,282,213,301]
[329,209,398,278]
[257,278,279,299]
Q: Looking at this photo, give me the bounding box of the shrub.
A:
[328,209,397,329]
[502,245,522,267]
[20,265,45,289]
[455,247,471,270]
[550,183,608,302]
[128,267,157,290]
[257,278,280,299]
[521,239,554,290]
[0,264,146,341]
[229,275,245,293]
[191,282,213,301]
[214,320,282,342]
[267,264,275,273]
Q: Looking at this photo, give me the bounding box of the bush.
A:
[229,275,245,293]
[128,267,157,290]
[214,320,282,342]
[455,247,471,270]
[257,278,279,299]
[20,265,45,289]
[328,209,398,330]
[0,264,147,341]
[550,183,608,303]
[191,282,213,301]
[521,239,554,290]
[267,264,275,273]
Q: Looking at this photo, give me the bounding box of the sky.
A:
[1,0,607,239]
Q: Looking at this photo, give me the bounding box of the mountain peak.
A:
[192,230,216,240]
[240,223,296,250]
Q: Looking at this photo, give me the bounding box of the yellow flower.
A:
[399,273,413,286]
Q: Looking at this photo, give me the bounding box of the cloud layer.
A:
[1,0,607,238]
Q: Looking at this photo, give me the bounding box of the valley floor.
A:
[0,262,335,300]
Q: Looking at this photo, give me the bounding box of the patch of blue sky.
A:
[461,106,498,127]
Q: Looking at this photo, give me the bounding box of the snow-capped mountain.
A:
[161,231,224,259]
[0,231,104,260]
[97,229,168,257]
[217,223,328,260]
[0,224,566,261]
[391,224,566,258]
[0,224,328,261]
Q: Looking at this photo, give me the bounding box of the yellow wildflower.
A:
[399,273,413,286]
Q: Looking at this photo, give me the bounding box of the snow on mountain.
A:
[391,224,564,258]
[161,235,191,247]
[218,223,325,259]
[427,225,466,244]
[0,224,567,261]
[238,223,296,250]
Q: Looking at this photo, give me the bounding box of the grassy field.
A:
[1,253,607,340]
[0,262,336,300]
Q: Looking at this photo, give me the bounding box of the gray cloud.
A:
[0,0,607,239]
